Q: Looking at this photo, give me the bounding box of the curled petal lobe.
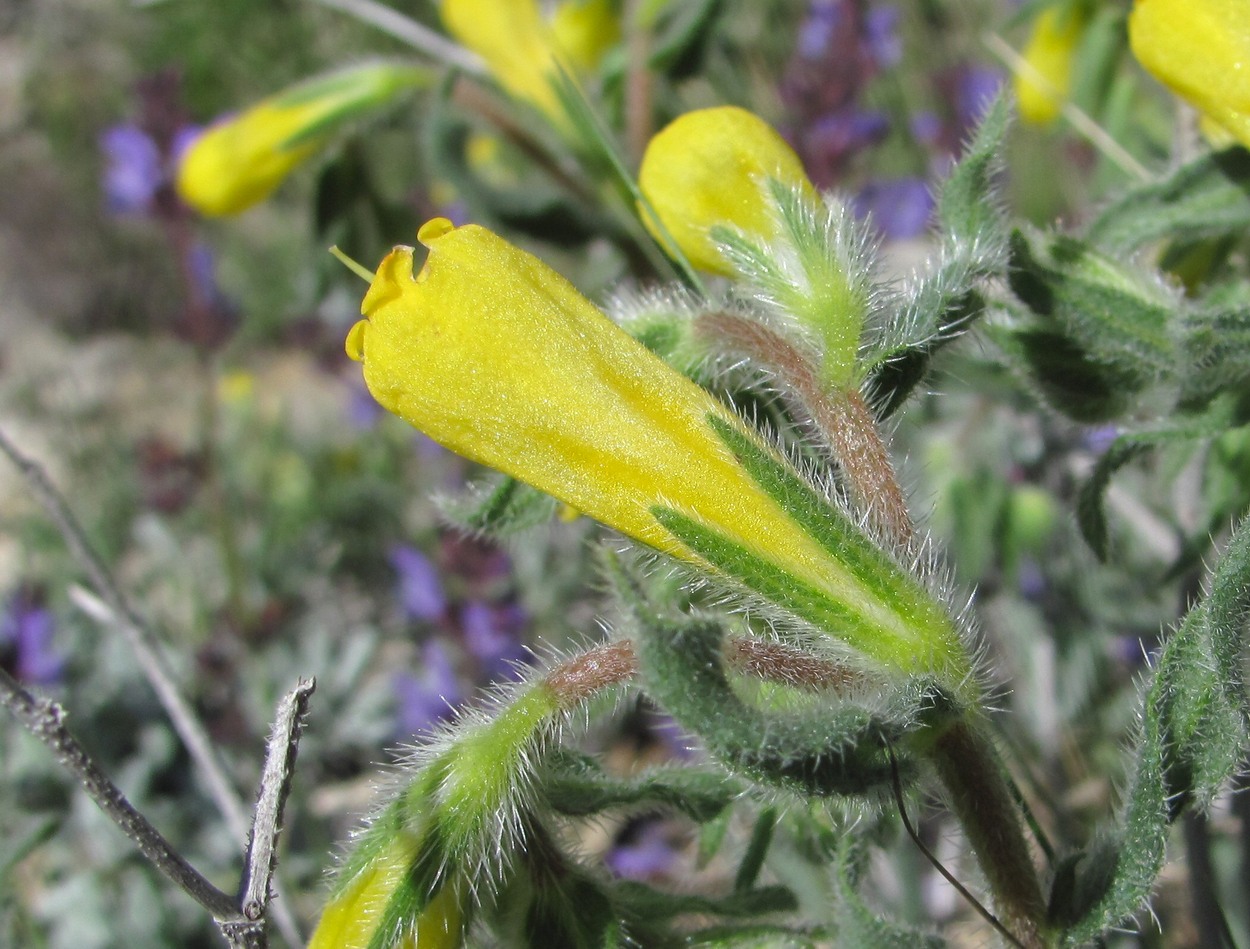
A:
[638,106,819,275]
[1129,0,1250,148]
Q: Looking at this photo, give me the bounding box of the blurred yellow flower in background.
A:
[177,63,427,216]
[1129,0,1250,149]
[440,0,619,127]
[1014,7,1089,125]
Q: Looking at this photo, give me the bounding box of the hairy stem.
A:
[696,312,913,546]
[927,717,1048,949]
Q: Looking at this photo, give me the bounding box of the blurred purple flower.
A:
[101,124,164,215]
[390,544,447,622]
[954,66,1003,134]
[854,176,933,239]
[645,710,696,761]
[796,0,845,59]
[863,6,902,68]
[811,108,891,155]
[606,821,680,881]
[186,242,236,321]
[348,383,384,429]
[1,593,64,686]
[460,599,529,681]
[1017,558,1047,600]
[394,639,463,736]
[1084,425,1119,456]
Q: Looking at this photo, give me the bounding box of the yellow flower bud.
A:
[346,218,969,687]
[1129,0,1250,149]
[308,836,464,949]
[440,0,619,126]
[1014,8,1087,126]
[177,64,426,217]
[637,106,819,275]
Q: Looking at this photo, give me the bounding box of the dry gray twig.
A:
[0,668,317,948]
[240,678,317,922]
[0,426,304,946]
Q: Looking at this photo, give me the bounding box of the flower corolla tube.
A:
[1129,0,1250,149]
[346,218,972,691]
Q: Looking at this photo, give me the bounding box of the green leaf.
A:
[1058,515,1250,943]
[613,881,798,920]
[1004,327,1143,423]
[934,92,1010,248]
[1075,404,1240,558]
[615,578,942,798]
[439,473,561,538]
[1075,438,1147,560]
[1069,7,1127,120]
[1007,228,1176,379]
[1179,304,1250,407]
[832,838,947,949]
[1086,148,1250,251]
[866,93,1010,414]
[540,751,739,823]
[646,0,724,78]
[734,808,777,892]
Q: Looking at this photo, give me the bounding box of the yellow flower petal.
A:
[440,0,618,126]
[1014,8,1087,126]
[347,218,969,686]
[551,0,621,73]
[1130,0,1250,149]
[638,106,818,275]
[177,64,426,216]
[350,217,779,563]
[308,836,464,949]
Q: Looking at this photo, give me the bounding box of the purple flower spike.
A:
[390,544,447,622]
[101,124,164,215]
[854,176,934,240]
[606,821,680,881]
[460,599,529,681]
[1,593,64,686]
[864,6,902,68]
[394,639,463,736]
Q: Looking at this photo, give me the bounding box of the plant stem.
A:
[927,716,1049,949]
[696,311,913,546]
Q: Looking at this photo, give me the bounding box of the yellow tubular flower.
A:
[440,0,619,125]
[637,106,820,275]
[177,64,426,217]
[1129,0,1250,149]
[346,219,969,687]
[1014,8,1087,125]
[308,837,464,949]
